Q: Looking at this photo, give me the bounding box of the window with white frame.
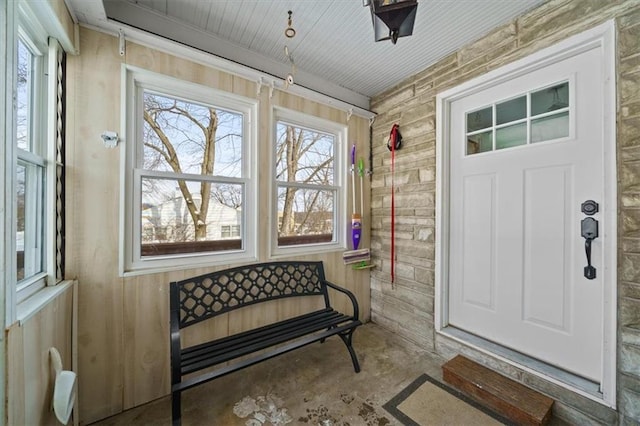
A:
[272,109,345,254]
[122,67,257,274]
[465,81,571,155]
[221,225,240,238]
[13,7,65,303]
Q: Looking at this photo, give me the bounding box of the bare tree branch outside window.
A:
[140,92,244,255]
[275,122,335,245]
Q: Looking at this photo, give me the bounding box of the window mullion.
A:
[138,168,247,185]
[16,148,45,166]
[527,92,531,145]
[276,181,338,192]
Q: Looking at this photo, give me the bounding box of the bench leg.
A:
[172,390,181,426]
[338,330,361,373]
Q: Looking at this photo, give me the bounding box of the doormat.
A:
[382,374,511,426]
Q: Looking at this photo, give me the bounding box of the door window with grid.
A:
[466,81,571,155]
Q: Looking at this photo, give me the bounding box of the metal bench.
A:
[169,261,362,425]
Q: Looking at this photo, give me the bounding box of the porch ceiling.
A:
[65,0,546,109]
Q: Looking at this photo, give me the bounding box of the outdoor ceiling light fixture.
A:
[364,0,418,44]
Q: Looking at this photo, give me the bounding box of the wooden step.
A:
[442,355,554,426]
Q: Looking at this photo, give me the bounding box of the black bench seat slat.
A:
[181,309,355,375]
[182,309,343,362]
[181,309,346,366]
[174,321,359,393]
[182,307,335,358]
[170,261,361,426]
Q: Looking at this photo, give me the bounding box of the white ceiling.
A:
[65,0,547,109]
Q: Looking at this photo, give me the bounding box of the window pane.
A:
[496,96,526,125]
[17,40,32,151]
[531,112,569,143]
[496,123,527,150]
[277,186,334,246]
[17,161,44,281]
[140,177,243,256]
[142,92,243,177]
[466,107,492,133]
[531,82,569,116]
[467,131,492,155]
[16,165,25,280]
[275,122,334,185]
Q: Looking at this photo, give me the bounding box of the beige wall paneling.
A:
[122,271,178,409]
[66,28,125,423]
[257,87,272,260]
[6,287,73,426]
[369,0,640,423]
[6,323,25,426]
[68,28,371,423]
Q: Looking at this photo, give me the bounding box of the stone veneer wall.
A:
[369,0,640,424]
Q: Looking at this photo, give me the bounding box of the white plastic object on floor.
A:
[49,347,77,425]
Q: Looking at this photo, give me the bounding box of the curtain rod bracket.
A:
[269,81,276,99]
[118,29,125,56]
[257,77,265,96]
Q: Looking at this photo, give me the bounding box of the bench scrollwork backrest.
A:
[171,261,327,328]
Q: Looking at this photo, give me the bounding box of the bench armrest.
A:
[323,280,360,321]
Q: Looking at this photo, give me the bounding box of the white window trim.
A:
[0,1,11,421]
[120,65,258,276]
[4,0,69,332]
[2,0,16,328]
[1,0,65,327]
[14,3,60,304]
[270,106,347,259]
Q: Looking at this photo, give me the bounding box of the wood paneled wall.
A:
[7,286,74,426]
[66,28,372,424]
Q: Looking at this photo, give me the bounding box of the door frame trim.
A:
[435,20,617,406]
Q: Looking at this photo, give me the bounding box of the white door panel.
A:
[448,46,604,381]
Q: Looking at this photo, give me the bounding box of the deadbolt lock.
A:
[581,200,599,216]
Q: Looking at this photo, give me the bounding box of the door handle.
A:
[581,217,598,280]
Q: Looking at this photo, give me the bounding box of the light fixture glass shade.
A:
[370,0,418,44]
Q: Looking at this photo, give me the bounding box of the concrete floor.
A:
[91,323,566,425]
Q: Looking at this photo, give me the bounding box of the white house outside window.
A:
[122,67,257,274]
[272,108,345,255]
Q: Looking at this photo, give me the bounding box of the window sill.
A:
[122,251,259,277]
[270,241,345,259]
[16,280,75,325]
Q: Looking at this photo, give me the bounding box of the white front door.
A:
[447,42,608,382]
